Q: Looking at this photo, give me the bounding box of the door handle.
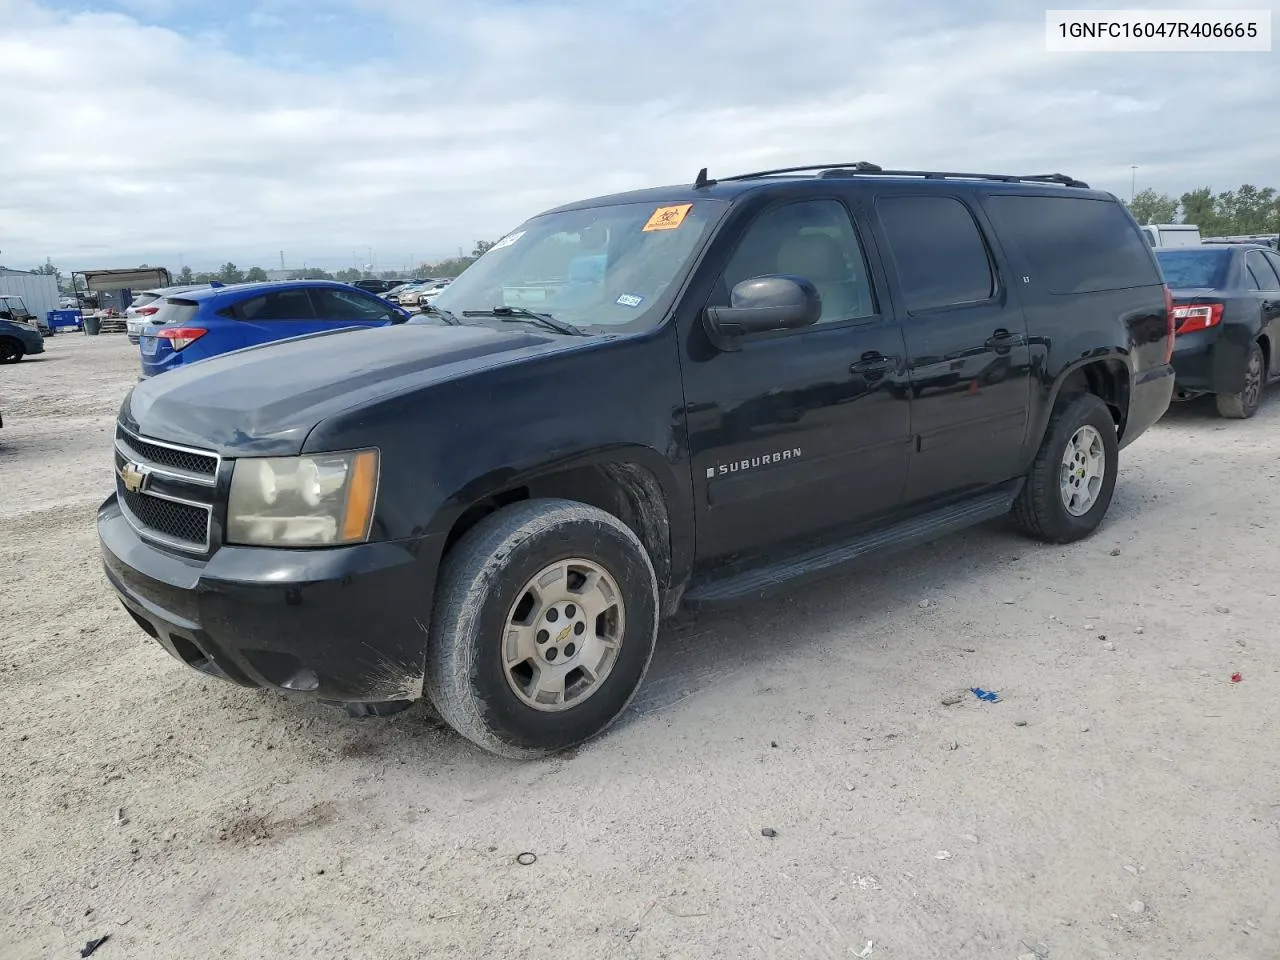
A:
[985,329,1019,352]
[849,353,897,376]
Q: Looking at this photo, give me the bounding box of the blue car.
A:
[138,281,410,377]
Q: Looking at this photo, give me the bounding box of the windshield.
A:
[1156,248,1230,289]
[432,198,726,333]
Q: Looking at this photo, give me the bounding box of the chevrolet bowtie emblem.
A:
[120,461,148,493]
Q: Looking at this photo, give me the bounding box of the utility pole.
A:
[280,250,285,270]
[1130,166,1137,203]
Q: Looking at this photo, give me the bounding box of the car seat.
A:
[775,233,863,321]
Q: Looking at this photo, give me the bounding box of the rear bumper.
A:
[139,350,182,377]
[98,494,444,704]
[1171,327,1251,396]
[1120,362,1174,449]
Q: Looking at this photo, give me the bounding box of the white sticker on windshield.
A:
[488,230,525,252]
[616,293,644,308]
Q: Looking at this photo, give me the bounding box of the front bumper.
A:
[98,494,443,703]
[23,337,44,355]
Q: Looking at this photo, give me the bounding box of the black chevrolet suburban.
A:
[99,162,1174,758]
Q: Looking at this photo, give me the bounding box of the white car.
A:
[405,279,453,307]
[125,284,210,343]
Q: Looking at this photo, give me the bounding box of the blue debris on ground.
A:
[970,687,1001,703]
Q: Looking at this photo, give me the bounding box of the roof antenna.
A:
[694,167,716,189]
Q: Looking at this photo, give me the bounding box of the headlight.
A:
[227,449,379,546]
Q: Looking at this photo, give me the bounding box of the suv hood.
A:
[121,323,579,455]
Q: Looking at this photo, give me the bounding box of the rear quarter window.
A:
[984,195,1159,294]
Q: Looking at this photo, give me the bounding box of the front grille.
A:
[118,483,210,547]
[114,424,219,552]
[117,428,217,477]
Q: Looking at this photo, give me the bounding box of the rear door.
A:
[231,289,322,346]
[1247,251,1280,368]
[871,192,1032,504]
[308,287,403,329]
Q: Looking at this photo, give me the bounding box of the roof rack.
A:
[693,163,1089,189]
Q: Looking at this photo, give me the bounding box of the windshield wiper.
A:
[462,305,585,336]
[420,302,462,325]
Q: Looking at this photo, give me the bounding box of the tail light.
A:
[137,306,159,316]
[156,327,207,350]
[1163,286,1174,362]
[1171,303,1224,335]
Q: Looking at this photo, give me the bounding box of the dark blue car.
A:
[138,280,410,377]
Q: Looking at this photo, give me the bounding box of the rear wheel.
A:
[1215,341,1265,419]
[0,338,24,363]
[425,498,659,758]
[1013,393,1119,544]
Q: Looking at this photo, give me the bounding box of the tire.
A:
[1012,393,1119,544]
[0,338,24,364]
[1214,341,1265,419]
[425,498,659,759]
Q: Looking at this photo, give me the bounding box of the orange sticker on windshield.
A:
[642,203,692,232]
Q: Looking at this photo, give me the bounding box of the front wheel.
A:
[1012,393,1119,544]
[1215,341,1265,419]
[0,338,24,363]
[425,498,659,758]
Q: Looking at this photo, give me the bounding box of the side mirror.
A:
[704,275,821,348]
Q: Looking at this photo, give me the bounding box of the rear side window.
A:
[984,195,1157,295]
[1246,250,1280,291]
[130,293,161,308]
[877,196,995,312]
[235,290,317,321]
[1154,249,1230,289]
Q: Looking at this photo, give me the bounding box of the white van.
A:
[1140,223,1201,248]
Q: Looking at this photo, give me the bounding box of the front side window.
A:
[877,195,995,311]
[717,199,877,323]
[311,288,398,321]
[431,199,728,332]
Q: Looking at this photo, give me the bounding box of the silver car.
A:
[125,284,210,343]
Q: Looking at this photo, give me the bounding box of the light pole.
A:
[1130,165,1137,203]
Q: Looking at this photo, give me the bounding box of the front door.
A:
[871,193,1032,505]
[681,197,913,563]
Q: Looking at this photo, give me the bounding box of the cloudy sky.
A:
[0,0,1276,273]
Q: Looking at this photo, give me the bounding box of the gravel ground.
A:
[2,334,1277,960]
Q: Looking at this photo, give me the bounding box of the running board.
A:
[683,480,1023,607]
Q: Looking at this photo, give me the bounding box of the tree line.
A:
[1126,184,1279,236]
[25,240,498,294]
